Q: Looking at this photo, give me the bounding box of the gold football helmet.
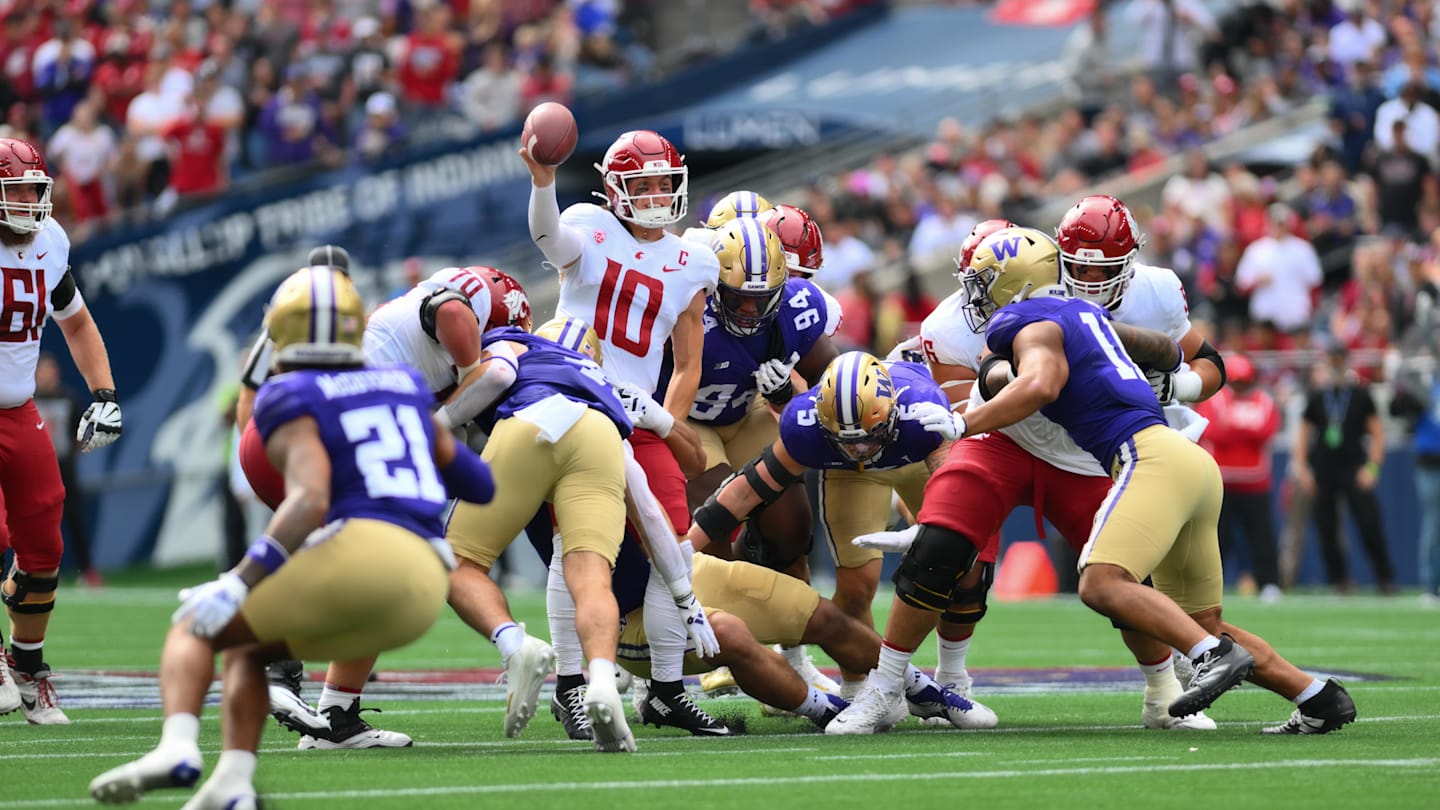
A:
[711,217,788,337]
[705,190,773,228]
[960,226,1062,332]
[266,266,366,367]
[814,351,899,466]
[534,315,603,365]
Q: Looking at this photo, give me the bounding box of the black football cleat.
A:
[638,682,732,737]
[551,682,595,741]
[1262,679,1358,735]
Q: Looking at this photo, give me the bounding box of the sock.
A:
[556,673,587,694]
[649,678,684,698]
[492,622,523,662]
[643,565,687,682]
[1186,636,1220,661]
[546,535,585,677]
[587,658,616,695]
[780,645,807,666]
[936,633,970,679]
[873,642,914,691]
[319,683,362,713]
[792,686,832,721]
[1138,653,1178,690]
[160,712,201,749]
[839,679,863,700]
[901,663,936,698]
[9,637,42,674]
[210,750,257,785]
[1293,678,1325,705]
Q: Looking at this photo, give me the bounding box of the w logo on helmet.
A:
[991,237,1023,262]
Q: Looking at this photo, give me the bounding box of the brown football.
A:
[521,102,578,166]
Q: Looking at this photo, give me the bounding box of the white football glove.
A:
[173,573,249,638]
[755,351,801,401]
[852,524,920,553]
[911,400,967,441]
[1146,368,1203,404]
[77,389,122,452]
[616,382,675,438]
[673,589,721,659]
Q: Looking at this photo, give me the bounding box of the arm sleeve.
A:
[436,341,519,429]
[623,443,691,595]
[528,182,585,269]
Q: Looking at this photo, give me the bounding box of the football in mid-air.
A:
[521,102,578,166]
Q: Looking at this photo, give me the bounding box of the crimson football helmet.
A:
[1055,195,1145,309]
[594,130,688,228]
[954,218,1016,281]
[0,137,54,234]
[478,267,533,332]
[758,204,824,278]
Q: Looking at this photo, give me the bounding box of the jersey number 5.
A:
[594,259,665,357]
[1,267,46,343]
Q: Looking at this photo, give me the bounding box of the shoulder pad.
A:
[420,289,476,343]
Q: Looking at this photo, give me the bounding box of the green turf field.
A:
[6,565,1438,809]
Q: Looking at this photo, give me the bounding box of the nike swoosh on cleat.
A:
[21,697,36,711]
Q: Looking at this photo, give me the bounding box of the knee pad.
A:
[892,524,980,612]
[942,562,995,625]
[2,570,59,615]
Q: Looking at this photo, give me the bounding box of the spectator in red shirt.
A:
[159,83,228,212]
[90,30,146,128]
[1194,353,1284,602]
[398,3,460,113]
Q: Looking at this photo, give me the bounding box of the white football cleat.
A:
[501,635,555,738]
[268,684,329,735]
[0,655,19,714]
[825,681,907,735]
[1143,688,1217,730]
[906,682,999,729]
[296,702,413,749]
[782,645,840,694]
[179,777,258,810]
[614,664,634,694]
[933,668,973,698]
[584,678,637,753]
[89,745,204,804]
[10,663,69,725]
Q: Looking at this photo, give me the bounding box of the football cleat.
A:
[269,686,328,736]
[699,666,741,698]
[0,651,19,714]
[1261,679,1357,735]
[614,664,634,695]
[1172,651,1195,689]
[179,777,258,810]
[551,682,595,741]
[638,682,733,736]
[89,745,203,804]
[813,693,850,729]
[296,703,413,749]
[932,668,974,698]
[783,645,841,694]
[501,634,555,738]
[9,661,69,725]
[1143,685,1216,730]
[1169,637,1255,718]
[906,682,999,729]
[584,677,637,753]
[825,682,908,735]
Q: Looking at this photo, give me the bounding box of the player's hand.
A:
[755,351,801,404]
[517,147,557,187]
[1147,368,1202,404]
[1146,369,1177,404]
[616,382,675,438]
[173,573,249,638]
[852,524,920,553]
[911,401,967,440]
[77,389,122,452]
[673,590,721,658]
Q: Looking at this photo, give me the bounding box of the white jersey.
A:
[362,267,497,397]
[557,204,719,392]
[0,219,82,408]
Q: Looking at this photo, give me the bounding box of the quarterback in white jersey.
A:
[0,137,120,725]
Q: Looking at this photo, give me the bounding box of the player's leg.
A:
[817,467,889,697]
[684,421,737,559]
[2,411,69,725]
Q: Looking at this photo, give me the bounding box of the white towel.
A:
[514,393,588,443]
[1164,404,1210,443]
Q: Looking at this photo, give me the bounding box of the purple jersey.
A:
[475,327,633,437]
[253,365,448,539]
[780,361,947,471]
[692,278,835,425]
[986,296,1166,469]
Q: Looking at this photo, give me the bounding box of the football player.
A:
[0,136,121,725]
[831,229,1357,736]
[233,245,412,750]
[685,217,842,695]
[758,203,826,280]
[522,130,721,731]
[884,209,1222,730]
[89,267,496,807]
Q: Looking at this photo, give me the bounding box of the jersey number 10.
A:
[594,259,665,357]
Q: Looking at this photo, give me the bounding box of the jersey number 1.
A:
[594,259,664,356]
[1079,311,1142,381]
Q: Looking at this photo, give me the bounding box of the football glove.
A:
[911,401,967,441]
[673,589,721,659]
[77,388,122,452]
[755,351,801,405]
[852,524,920,553]
[616,382,675,438]
[173,573,249,638]
[1146,368,1203,404]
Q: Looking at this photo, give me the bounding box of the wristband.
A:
[650,406,675,439]
[93,388,118,403]
[1173,370,1204,402]
[954,413,969,439]
[244,535,289,575]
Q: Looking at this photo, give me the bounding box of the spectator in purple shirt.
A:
[258,64,334,166]
[31,20,96,138]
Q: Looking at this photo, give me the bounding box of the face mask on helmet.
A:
[0,138,54,235]
[816,352,899,466]
[962,227,1063,331]
[711,218,788,337]
[959,266,998,333]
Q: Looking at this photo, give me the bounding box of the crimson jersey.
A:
[0,218,83,408]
